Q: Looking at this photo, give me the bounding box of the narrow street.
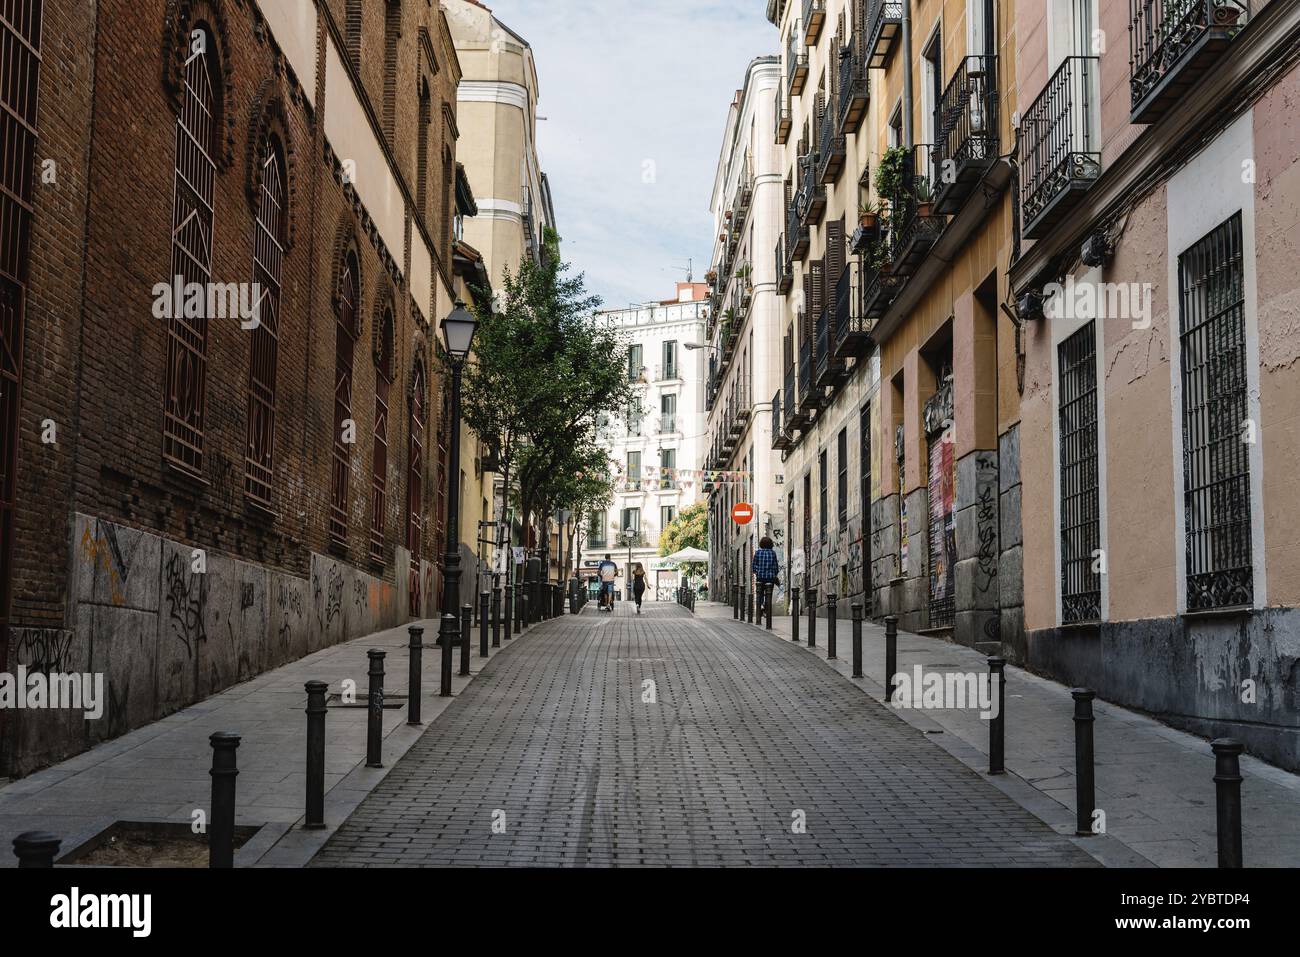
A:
[310,602,1095,867]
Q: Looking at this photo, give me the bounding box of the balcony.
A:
[862,265,902,320]
[933,55,1000,215]
[776,82,792,144]
[866,0,903,69]
[837,45,870,134]
[772,391,791,452]
[797,155,826,227]
[657,414,677,434]
[784,361,807,430]
[889,144,945,274]
[1130,0,1250,124]
[789,29,810,96]
[803,0,826,46]
[776,239,794,294]
[813,300,846,389]
[654,362,679,382]
[817,113,846,184]
[787,201,811,261]
[797,333,818,414]
[832,259,872,359]
[1020,56,1102,241]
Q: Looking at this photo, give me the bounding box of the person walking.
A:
[752,537,780,619]
[631,562,647,614]
[597,554,619,612]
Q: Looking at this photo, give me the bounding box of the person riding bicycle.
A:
[597,554,618,611]
[752,537,780,617]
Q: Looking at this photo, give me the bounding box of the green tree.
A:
[659,502,708,580]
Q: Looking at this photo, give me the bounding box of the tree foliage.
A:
[659,502,708,579]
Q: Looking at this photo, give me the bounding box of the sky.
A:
[479,0,777,310]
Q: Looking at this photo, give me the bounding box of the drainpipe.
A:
[902,0,914,147]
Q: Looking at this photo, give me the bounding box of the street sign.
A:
[731,502,754,525]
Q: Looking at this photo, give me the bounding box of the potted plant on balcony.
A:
[914,178,934,219]
[874,146,910,204]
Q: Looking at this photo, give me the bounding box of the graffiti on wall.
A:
[9,627,75,675]
[79,523,129,606]
[164,550,207,655]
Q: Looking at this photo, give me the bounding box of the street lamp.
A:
[622,526,637,600]
[437,301,478,696]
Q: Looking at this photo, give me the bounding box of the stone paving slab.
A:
[697,600,1300,868]
[310,602,1099,867]
[0,613,538,867]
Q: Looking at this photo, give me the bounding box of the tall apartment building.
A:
[1010,0,1300,769]
[767,0,1021,651]
[589,285,709,597]
[700,58,788,608]
[0,0,470,776]
[443,0,558,583]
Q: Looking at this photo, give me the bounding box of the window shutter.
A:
[827,219,845,282]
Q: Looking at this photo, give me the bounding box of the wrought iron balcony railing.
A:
[658,414,677,434]
[1020,56,1102,240]
[772,391,791,452]
[866,0,903,69]
[776,238,793,294]
[817,107,846,183]
[783,362,799,430]
[890,144,945,274]
[933,55,999,215]
[789,26,810,96]
[797,153,826,227]
[797,333,814,410]
[862,262,902,320]
[787,200,811,262]
[803,0,826,46]
[1129,0,1250,123]
[776,80,792,144]
[832,259,872,359]
[837,44,870,134]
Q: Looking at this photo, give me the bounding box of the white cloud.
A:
[480,0,775,307]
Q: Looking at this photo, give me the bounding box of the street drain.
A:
[58,821,260,868]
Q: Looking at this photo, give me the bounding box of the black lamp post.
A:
[438,301,478,696]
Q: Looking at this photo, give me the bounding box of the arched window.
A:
[164,23,219,475]
[407,359,427,614]
[331,250,360,550]
[245,134,286,507]
[369,306,394,564]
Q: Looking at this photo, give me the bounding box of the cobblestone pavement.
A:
[311,602,1098,867]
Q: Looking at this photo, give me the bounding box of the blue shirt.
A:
[752,548,780,582]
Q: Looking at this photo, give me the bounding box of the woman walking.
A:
[631,562,647,614]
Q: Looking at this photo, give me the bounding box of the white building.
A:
[587,284,710,599]
[701,57,786,606]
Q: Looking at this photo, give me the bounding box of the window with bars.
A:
[369,307,395,565]
[819,449,828,536]
[407,360,427,615]
[1,0,42,662]
[1058,320,1101,623]
[1179,212,1252,611]
[164,26,218,475]
[837,428,849,528]
[244,135,285,509]
[331,251,360,550]
[860,403,873,613]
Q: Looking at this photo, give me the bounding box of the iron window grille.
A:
[406,360,427,616]
[925,383,955,629]
[1058,321,1102,623]
[369,308,395,565]
[331,252,360,550]
[164,27,218,475]
[837,428,848,528]
[1179,212,1252,611]
[245,136,285,509]
[860,402,873,615]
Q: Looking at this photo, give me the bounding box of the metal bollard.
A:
[826,592,838,659]
[988,657,1006,774]
[504,584,515,639]
[407,627,423,726]
[851,603,863,677]
[806,587,817,648]
[304,680,328,829]
[13,831,60,868]
[1212,738,1244,868]
[765,582,774,630]
[366,650,386,768]
[746,584,754,624]
[733,583,740,619]
[209,731,241,868]
[791,585,800,643]
[1072,689,1096,836]
[884,615,898,703]
[480,592,490,658]
[520,593,529,632]
[439,613,456,696]
[493,586,503,647]
[460,605,472,676]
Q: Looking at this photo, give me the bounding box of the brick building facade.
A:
[0,0,469,776]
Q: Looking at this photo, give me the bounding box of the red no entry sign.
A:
[732,503,754,525]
